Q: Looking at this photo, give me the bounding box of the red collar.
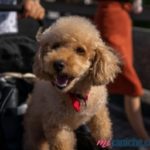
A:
[51,81,89,112]
[68,92,89,112]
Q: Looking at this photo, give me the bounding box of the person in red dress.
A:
[94,0,149,141]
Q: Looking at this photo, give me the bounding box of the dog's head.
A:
[34,16,120,92]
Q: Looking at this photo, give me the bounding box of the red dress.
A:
[94,0,143,96]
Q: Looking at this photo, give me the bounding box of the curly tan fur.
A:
[24,16,120,150]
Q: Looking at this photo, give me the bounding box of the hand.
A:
[132,0,143,14]
[23,0,45,20]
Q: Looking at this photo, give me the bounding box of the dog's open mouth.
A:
[54,74,74,89]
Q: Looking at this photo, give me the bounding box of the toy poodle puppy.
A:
[24,16,120,150]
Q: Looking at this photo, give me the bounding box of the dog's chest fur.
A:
[29,80,107,130]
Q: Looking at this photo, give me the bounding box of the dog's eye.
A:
[75,47,85,55]
[51,43,61,49]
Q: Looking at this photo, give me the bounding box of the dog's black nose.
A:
[53,60,65,73]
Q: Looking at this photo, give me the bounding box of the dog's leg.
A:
[44,127,76,150]
[24,132,42,150]
[87,105,112,142]
[24,123,45,150]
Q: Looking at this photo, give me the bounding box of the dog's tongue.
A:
[56,74,68,86]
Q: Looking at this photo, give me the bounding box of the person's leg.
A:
[124,95,150,140]
[94,1,149,141]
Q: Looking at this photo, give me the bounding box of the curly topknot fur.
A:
[24,16,120,150]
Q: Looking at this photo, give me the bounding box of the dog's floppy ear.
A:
[33,46,50,80]
[36,28,43,42]
[33,28,50,79]
[36,27,51,44]
[91,43,121,85]
[33,28,45,78]
[33,47,44,79]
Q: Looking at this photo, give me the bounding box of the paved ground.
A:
[133,27,150,90]
[108,94,150,150]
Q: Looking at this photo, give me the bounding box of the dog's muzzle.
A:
[53,60,65,73]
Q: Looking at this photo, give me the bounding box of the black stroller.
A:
[0,4,38,150]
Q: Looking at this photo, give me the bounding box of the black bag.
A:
[0,73,35,150]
